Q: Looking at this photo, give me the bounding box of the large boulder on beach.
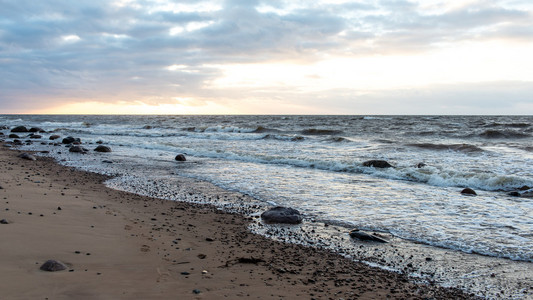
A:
[8,134,20,139]
[40,260,67,272]
[349,229,388,243]
[10,126,28,133]
[175,154,186,161]
[69,145,89,153]
[18,153,36,161]
[362,160,393,168]
[62,136,81,144]
[261,206,303,224]
[94,145,112,153]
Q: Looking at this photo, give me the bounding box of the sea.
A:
[1,115,532,299]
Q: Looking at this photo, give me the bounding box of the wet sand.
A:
[0,145,475,299]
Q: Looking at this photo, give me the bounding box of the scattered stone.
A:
[49,135,60,140]
[205,237,214,242]
[29,134,42,139]
[18,153,37,161]
[8,134,20,139]
[192,289,201,294]
[181,271,190,275]
[10,126,28,133]
[349,229,388,243]
[69,146,89,153]
[175,154,186,161]
[416,163,427,168]
[237,257,265,264]
[57,206,62,210]
[461,188,477,196]
[40,259,67,272]
[0,219,9,224]
[29,127,45,133]
[62,136,81,144]
[102,160,113,164]
[197,254,207,259]
[94,145,112,152]
[363,160,393,168]
[261,206,303,224]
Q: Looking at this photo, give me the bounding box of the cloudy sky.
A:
[1,0,532,114]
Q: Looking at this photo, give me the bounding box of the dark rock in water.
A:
[519,185,531,191]
[49,135,60,140]
[69,146,89,153]
[96,140,103,144]
[13,139,23,145]
[143,125,153,129]
[40,260,67,272]
[11,126,28,133]
[8,134,20,139]
[0,125,8,130]
[102,160,113,164]
[0,132,3,136]
[29,134,42,139]
[416,163,427,168]
[4,144,12,148]
[94,145,112,153]
[18,153,37,161]
[363,160,393,168]
[0,219,9,224]
[175,154,186,161]
[62,136,81,144]
[521,191,533,198]
[29,127,45,133]
[508,191,521,197]
[349,229,388,243]
[261,206,303,224]
[461,188,477,196]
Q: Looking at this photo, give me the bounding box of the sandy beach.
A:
[0,145,475,299]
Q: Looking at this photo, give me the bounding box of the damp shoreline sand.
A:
[0,145,476,299]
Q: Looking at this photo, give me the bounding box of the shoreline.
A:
[0,145,476,299]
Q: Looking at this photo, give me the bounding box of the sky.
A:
[1,0,532,115]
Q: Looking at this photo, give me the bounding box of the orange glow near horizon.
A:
[30,100,239,115]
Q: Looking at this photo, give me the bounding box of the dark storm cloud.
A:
[0,0,532,111]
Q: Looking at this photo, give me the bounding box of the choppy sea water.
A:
[1,115,532,298]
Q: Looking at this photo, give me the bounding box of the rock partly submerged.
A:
[62,136,81,144]
[261,206,303,224]
[175,154,186,161]
[349,229,388,243]
[461,188,477,196]
[10,126,28,133]
[94,145,112,153]
[362,160,393,168]
[69,146,89,153]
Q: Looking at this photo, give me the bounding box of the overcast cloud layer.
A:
[1,0,532,114]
